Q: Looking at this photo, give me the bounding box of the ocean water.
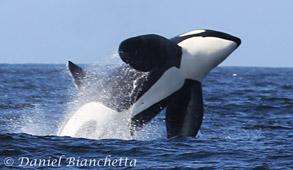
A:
[0,64,292,170]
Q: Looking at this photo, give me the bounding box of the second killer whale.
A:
[68,29,241,138]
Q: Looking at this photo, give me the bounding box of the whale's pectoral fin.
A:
[118,34,182,72]
[166,80,203,138]
[67,61,87,89]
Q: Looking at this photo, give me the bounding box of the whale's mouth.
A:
[202,30,241,47]
[171,29,241,47]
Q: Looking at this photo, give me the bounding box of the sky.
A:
[0,0,292,67]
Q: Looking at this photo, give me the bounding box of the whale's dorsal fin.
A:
[118,34,182,72]
[67,61,86,89]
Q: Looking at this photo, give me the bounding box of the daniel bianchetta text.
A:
[3,155,137,167]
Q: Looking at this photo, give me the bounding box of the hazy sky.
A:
[0,0,292,67]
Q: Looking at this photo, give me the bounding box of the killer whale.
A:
[67,29,241,138]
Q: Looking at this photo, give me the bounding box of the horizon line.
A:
[0,63,292,69]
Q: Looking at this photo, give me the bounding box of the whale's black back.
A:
[102,65,146,111]
[67,62,148,111]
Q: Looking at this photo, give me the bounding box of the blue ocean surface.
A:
[0,64,292,170]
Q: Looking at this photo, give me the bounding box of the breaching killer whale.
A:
[68,29,241,138]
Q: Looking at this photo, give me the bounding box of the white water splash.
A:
[11,61,165,140]
[16,103,60,136]
[57,64,165,140]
